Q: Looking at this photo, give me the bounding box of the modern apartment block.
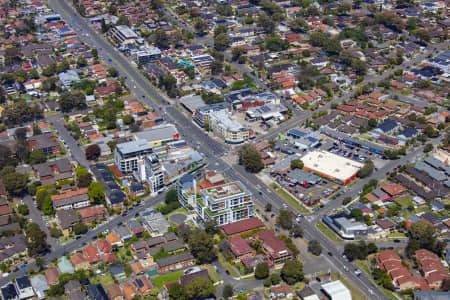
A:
[113,141,153,174]
[196,180,254,226]
[137,154,164,194]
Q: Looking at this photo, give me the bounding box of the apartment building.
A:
[196,180,253,226]
[209,109,249,144]
[137,154,164,194]
[114,141,153,174]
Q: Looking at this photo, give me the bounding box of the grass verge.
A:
[331,273,365,300]
[355,260,370,275]
[269,183,309,214]
[316,222,342,243]
[218,254,240,278]
[204,265,221,283]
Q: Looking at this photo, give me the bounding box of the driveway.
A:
[169,213,187,225]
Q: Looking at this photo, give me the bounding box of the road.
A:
[48,114,90,168]
[22,195,58,250]
[0,193,165,287]
[37,1,447,298]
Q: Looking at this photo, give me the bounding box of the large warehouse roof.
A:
[301,150,363,182]
[321,280,352,300]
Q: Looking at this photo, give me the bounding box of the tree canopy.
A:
[238,144,263,173]
[280,259,304,284]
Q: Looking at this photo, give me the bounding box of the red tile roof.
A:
[221,217,264,236]
[381,184,407,197]
[229,236,253,257]
[83,245,101,264]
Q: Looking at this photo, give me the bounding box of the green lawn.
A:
[152,270,184,289]
[218,254,240,278]
[116,247,133,262]
[90,274,115,287]
[316,222,342,243]
[269,183,309,214]
[388,231,407,239]
[168,206,188,217]
[355,260,370,275]
[381,287,400,300]
[394,196,413,208]
[204,265,221,283]
[401,209,413,219]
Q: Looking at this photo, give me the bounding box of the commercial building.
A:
[209,109,249,144]
[135,47,162,64]
[246,103,288,122]
[114,141,153,174]
[193,102,230,128]
[110,25,142,46]
[301,150,363,185]
[134,124,180,148]
[321,280,352,300]
[196,180,253,226]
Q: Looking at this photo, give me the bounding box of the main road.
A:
[40,1,447,298]
[47,1,372,298]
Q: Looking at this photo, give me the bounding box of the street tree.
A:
[308,240,322,256]
[290,223,303,238]
[277,209,294,230]
[281,260,304,285]
[238,144,263,173]
[357,160,374,178]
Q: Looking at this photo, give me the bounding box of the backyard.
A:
[152,270,184,289]
[90,273,115,287]
[394,196,413,208]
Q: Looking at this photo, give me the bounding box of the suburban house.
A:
[254,230,293,263]
[55,209,80,236]
[77,205,106,223]
[15,276,35,299]
[156,252,195,273]
[83,245,101,264]
[229,236,254,261]
[70,253,90,271]
[221,217,265,236]
[27,133,60,155]
[32,158,73,185]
